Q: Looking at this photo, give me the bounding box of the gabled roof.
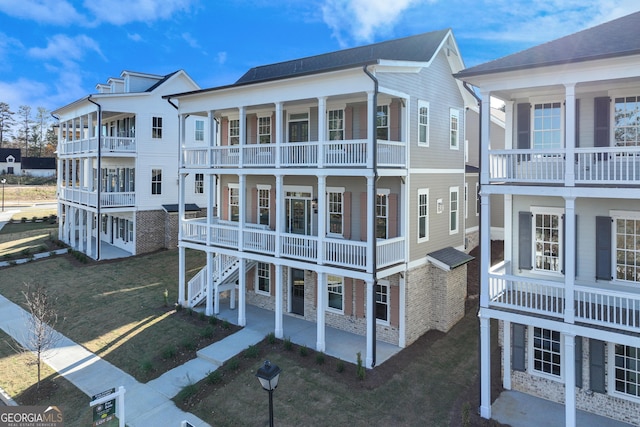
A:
[0,148,21,162]
[456,11,640,78]
[21,157,56,169]
[236,29,451,85]
[426,247,474,271]
[145,71,179,92]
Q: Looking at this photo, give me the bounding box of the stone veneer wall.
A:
[465,231,479,253]
[498,320,640,425]
[405,263,467,345]
[135,210,165,254]
[164,209,206,249]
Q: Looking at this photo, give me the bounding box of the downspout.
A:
[462,80,482,415]
[87,95,102,261]
[363,64,378,368]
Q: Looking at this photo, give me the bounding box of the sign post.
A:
[90,386,125,427]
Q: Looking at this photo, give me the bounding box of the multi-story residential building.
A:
[456,12,640,426]
[54,70,201,259]
[168,30,477,368]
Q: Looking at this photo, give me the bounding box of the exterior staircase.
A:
[187,255,256,308]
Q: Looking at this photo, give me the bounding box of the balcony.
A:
[181,217,405,270]
[59,187,135,208]
[181,139,406,169]
[489,146,640,185]
[488,263,640,333]
[58,136,137,156]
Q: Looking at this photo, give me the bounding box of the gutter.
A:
[363,64,378,368]
[87,95,102,261]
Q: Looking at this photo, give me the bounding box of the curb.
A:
[0,248,69,268]
[0,386,18,406]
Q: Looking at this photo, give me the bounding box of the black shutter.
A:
[517,103,531,149]
[575,336,583,389]
[595,216,612,280]
[594,97,610,149]
[512,323,526,372]
[519,212,532,270]
[589,339,606,393]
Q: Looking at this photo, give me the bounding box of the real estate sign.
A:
[91,388,116,426]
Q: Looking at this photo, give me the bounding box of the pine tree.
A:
[0,102,15,148]
[18,105,32,156]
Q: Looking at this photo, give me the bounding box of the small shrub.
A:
[226,358,240,371]
[315,352,325,365]
[21,248,31,256]
[186,308,194,317]
[182,338,196,351]
[299,345,309,357]
[336,360,345,373]
[176,383,198,402]
[162,346,176,359]
[356,352,365,380]
[206,370,222,384]
[266,332,276,345]
[200,326,214,339]
[283,337,293,351]
[244,344,259,359]
[32,216,38,222]
[198,311,206,321]
[21,217,27,223]
[140,359,154,374]
[208,315,218,325]
[175,303,184,312]
[222,320,230,330]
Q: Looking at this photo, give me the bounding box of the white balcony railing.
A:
[59,187,135,208]
[575,285,640,333]
[182,139,406,169]
[180,218,405,270]
[489,146,640,184]
[58,136,136,155]
[488,272,565,317]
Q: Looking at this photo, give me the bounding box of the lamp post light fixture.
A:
[256,360,281,427]
[1,178,5,212]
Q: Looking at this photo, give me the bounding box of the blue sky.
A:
[1,0,640,113]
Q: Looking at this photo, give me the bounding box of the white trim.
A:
[417,188,429,243]
[527,326,564,382]
[530,206,564,276]
[409,168,466,174]
[326,274,344,314]
[257,184,272,191]
[449,186,459,235]
[608,342,640,404]
[449,108,460,150]
[375,280,390,326]
[255,262,271,296]
[418,100,429,147]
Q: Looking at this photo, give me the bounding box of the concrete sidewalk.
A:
[0,293,210,427]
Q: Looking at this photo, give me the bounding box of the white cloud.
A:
[217,51,227,65]
[83,0,195,25]
[0,0,83,25]
[321,0,431,46]
[181,32,200,49]
[127,33,143,42]
[28,34,105,64]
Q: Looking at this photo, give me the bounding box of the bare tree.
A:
[17,283,60,393]
[18,105,32,156]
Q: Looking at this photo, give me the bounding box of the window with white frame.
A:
[418,101,429,146]
[328,109,344,141]
[229,185,239,222]
[532,207,563,273]
[151,169,162,195]
[531,327,562,378]
[256,262,270,294]
[376,105,389,140]
[258,116,271,144]
[418,188,429,242]
[152,116,163,139]
[450,108,459,149]
[533,102,562,149]
[195,173,204,194]
[449,187,459,234]
[613,212,640,283]
[229,119,239,145]
[128,220,134,242]
[327,189,343,236]
[258,186,270,226]
[615,96,640,147]
[375,282,389,322]
[376,190,389,239]
[195,120,204,142]
[613,344,640,399]
[327,275,343,312]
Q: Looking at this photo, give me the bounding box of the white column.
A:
[480,91,491,186]
[239,174,246,250]
[367,91,375,169]
[275,264,283,338]
[238,258,246,326]
[398,273,406,348]
[365,279,375,368]
[208,110,216,166]
[178,245,186,305]
[207,174,215,246]
[206,251,214,315]
[564,333,576,427]
[504,194,513,273]
[275,175,283,258]
[317,174,326,265]
[504,101,514,150]
[565,84,576,186]
[503,320,511,390]
[239,106,245,167]
[214,254,221,315]
[316,272,326,352]
[275,102,283,168]
[317,97,326,168]
[564,197,576,324]
[479,312,491,419]
[480,193,491,307]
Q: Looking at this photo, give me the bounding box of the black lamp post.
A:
[256,360,281,427]
[1,179,5,212]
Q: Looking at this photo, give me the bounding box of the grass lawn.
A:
[0,222,62,261]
